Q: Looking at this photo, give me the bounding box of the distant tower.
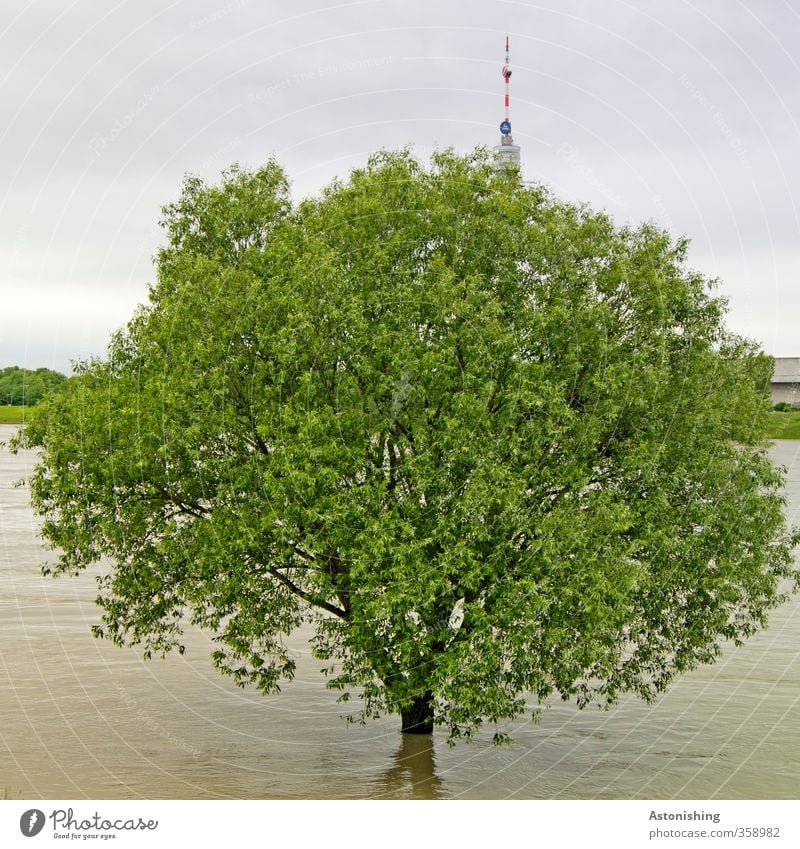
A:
[493,34,521,170]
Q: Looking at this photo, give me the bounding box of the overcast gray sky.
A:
[2,0,798,373]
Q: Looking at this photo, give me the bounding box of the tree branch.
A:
[266,565,348,619]
[228,377,272,457]
[288,542,317,564]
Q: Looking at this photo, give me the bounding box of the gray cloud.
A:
[2,0,799,372]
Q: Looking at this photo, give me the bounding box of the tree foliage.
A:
[15,150,799,741]
[0,366,67,406]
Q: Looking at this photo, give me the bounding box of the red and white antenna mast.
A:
[502,34,511,132]
[494,33,521,169]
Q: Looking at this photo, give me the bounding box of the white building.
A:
[771,357,800,405]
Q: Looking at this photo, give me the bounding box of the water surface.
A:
[1,425,798,799]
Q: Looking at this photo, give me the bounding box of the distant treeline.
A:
[0,366,68,406]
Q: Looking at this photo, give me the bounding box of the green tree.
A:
[15,150,798,740]
[0,366,67,405]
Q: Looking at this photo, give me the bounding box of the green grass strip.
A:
[766,410,800,440]
[0,405,27,424]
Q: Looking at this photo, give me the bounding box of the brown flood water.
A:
[1,424,798,799]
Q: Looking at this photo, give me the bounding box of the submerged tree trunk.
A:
[400,691,434,734]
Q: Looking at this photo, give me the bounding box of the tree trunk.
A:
[400,691,434,734]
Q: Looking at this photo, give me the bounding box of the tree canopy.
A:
[15,149,799,741]
[0,366,67,406]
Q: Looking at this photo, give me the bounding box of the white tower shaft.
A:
[494,33,521,169]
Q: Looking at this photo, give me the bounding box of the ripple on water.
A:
[2,425,800,799]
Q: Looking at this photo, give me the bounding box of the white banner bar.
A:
[1,799,797,848]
